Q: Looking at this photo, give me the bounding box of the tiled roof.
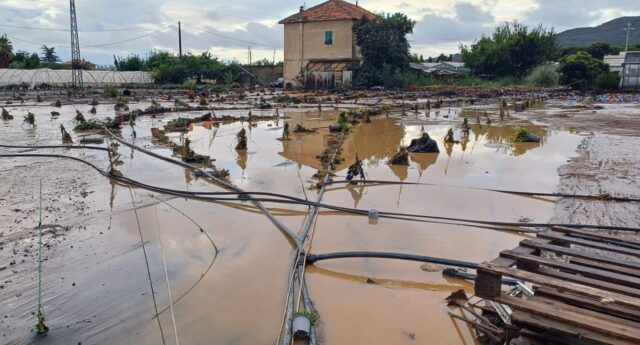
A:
[279,0,378,24]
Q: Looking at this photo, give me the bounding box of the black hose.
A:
[325,180,640,203]
[4,153,640,233]
[306,251,479,269]
[0,144,110,151]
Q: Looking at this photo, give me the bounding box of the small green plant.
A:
[513,126,530,142]
[293,310,319,325]
[74,119,103,131]
[104,84,118,98]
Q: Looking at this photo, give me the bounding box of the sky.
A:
[1,0,639,66]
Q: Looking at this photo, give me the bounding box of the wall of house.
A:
[283,20,357,87]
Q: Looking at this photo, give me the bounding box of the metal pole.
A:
[178,21,183,57]
[626,23,631,52]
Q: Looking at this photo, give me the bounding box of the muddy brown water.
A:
[0,99,605,345]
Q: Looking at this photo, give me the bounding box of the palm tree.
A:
[0,35,13,68]
[40,45,60,64]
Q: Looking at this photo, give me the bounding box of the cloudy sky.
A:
[1,0,638,66]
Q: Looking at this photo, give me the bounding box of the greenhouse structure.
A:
[0,68,154,88]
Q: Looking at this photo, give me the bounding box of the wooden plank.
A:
[479,263,640,309]
[519,239,640,270]
[534,286,640,322]
[569,257,640,279]
[496,295,640,342]
[537,231,640,258]
[534,266,640,299]
[489,245,538,268]
[511,310,639,345]
[526,295,640,329]
[500,250,640,289]
[552,226,640,249]
[475,269,502,298]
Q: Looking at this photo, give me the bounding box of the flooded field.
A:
[1,93,638,344]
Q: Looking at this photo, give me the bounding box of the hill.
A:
[557,16,640,47]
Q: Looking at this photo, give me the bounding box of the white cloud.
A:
[0,0,638,64]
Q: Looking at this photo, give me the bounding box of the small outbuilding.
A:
[620,51,640,89]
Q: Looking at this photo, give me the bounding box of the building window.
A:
[325,31,333,45]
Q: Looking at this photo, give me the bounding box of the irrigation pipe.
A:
[2,153,640,233]
[4,144,638,203]
[324,180,640,203]
[103,128,301,249]
[306,252,479,269]
[153,196,180,345]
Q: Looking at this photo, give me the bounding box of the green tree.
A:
[587,42,613,60]
[461,21,559,77]
[10,50,40,69]
[0,35,13,68]
[353,12,415,87]
[40,45,60,64]
[558,51,609,90]
[114,54,144,71]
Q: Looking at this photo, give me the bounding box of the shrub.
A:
[525,64,560,87]
[104,84,118,98]
[594,72,620,91]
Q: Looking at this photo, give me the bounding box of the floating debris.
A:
[235,128,247,151]
[75,110,86,123]
[407,133,439,153]
[24,111,35,126]
[90,106,97,114]
[293,124,316,133]
[389,147,409,165]
[60,125,73,144]
[1,107,13,120]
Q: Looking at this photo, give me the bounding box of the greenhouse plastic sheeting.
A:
[0,69,154,88]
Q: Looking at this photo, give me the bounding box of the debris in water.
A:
[75,110,86,123]
[51,111,60,117]
[90,106,97,114]
[407,133,439,153]
[282,122,290,141]
[235,128,247,151]
[293,124,316,133]
[52,100,62,108]
[346,155,365,182]
[61,125,73,144]
[24,111,35,126]
[1,107,13,120]
[389,147,409,165]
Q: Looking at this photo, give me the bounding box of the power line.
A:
[0,23,159,32]
[5,24,174,50]
[183,23,282,49]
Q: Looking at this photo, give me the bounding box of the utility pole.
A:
[178,21,183,57]
[69,0,83,90]
[624,23,635,52]
[248,46,252,65]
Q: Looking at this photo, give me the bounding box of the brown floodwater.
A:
[0,99,586,345]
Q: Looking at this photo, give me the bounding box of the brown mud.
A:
[0,92,639,344]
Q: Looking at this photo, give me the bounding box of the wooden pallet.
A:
[475,226,640,345]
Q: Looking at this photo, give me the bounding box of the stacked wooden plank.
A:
[475,226,640,345]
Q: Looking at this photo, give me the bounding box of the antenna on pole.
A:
[178,21,183,57]
[624,22,635,52]
[69,0,83,90]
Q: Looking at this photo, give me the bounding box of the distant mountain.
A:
[557,17,640,47]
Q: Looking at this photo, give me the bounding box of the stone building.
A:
[279,0,377,89]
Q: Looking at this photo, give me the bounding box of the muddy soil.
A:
[0,93,639,345]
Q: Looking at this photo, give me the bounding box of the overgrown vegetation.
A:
[558,51,610,91]
[114,51,242,85]
[461,21,559,78]
[293,310,319,326]
[353,13,416,88]
[513,126,530,142]
[525,64,559,87]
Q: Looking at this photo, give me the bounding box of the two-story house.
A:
[279,0,377,89]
